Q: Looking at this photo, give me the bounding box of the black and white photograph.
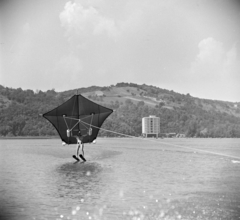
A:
[1,0,240,219]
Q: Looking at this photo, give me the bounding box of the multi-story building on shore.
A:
[142,115,160,138]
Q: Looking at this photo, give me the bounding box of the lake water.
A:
[1,138,240,220]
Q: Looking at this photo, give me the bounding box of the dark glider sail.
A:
[42,94,113,144]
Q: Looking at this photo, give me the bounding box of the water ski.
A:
[72,155,80,162]
[80,154,86,162]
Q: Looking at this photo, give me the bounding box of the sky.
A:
[1,0,240,102]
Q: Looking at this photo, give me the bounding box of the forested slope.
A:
[0,83,240,138]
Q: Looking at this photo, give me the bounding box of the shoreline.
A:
[0,136,59,140]
[0,136,239,140]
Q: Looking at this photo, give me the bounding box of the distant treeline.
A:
[0,83,240,138]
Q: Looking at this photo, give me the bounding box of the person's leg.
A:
[76,137,81,159]
[82,143,84,156]
[76,143,80,159]
[80,143,86,161]
[72,140,80,161]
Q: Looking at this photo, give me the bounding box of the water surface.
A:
[1,138,240,220]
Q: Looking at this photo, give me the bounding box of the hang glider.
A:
[42,94,113,144]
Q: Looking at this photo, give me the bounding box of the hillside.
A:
[0,82,240,138]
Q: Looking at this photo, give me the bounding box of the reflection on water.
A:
[0,138,240,220]
[55,162,103,201]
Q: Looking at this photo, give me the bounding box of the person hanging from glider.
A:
[74,130,86,162]
[41,94,113,162]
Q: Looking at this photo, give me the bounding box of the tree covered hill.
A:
[0,83,240,138]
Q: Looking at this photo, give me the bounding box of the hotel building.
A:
[142,115,160,138]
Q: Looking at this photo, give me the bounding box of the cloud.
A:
[196,37,224,65]
[59,1,119,40]
[191,37,239,79]
[189,37,240,101]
